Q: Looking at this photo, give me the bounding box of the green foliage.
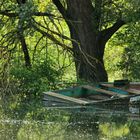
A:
[117,23,140,81]
[0,0,140,87]
[105,21,140,81]
[119,46,140,81]
[104,43,124,81]
[10,61,62,96]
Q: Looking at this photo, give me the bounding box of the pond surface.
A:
[0,99,140,140]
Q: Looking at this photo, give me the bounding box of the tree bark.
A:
[17,0,31,67]
[18,31,31,67]
[53,0,125,82]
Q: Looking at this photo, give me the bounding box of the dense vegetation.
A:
[0,0,140,96]
[0,1,140,139]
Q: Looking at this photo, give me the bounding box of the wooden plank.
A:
[44,95,70,103]
[101,84,116,88]
[87,94,109,100]
[81,85,128,97]
[88,96,130,104]
[130,82,140,85]
[126,89,140,95]
[101,84,140,95]
[100,84,127,91]
[43,92,90,105]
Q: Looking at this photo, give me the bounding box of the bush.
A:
[10,61,62,97]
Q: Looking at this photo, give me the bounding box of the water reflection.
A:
[0,99,140,140]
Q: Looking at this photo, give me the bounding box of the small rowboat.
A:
[43,82,140,107]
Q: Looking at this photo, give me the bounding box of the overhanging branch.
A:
[101,19,125,42]
[0,10,60,18]
[0,11,17,17]
[32,18,77,44]
[52,0,68,18]
[32,23,72,52]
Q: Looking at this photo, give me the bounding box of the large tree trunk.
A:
[66,0,108,82]
[53,0,125,82]
[69,24,108,82]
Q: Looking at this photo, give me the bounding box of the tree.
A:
[17,0,31,67]
[52,0,128,82]
[0,0,139,82]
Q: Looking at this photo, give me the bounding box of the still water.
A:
[0,100,140,140]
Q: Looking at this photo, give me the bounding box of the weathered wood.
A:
[43,92,90,105]
[130,82,140,85]
[126,89,140,95]
[101,84,140,95]
[87,94,108,100]
[81,85,128,97]
[43,83,140,107]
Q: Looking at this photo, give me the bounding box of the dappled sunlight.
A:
[99,123,129,139]
[0,95,140,140]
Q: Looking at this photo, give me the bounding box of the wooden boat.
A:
[43,82,140,107]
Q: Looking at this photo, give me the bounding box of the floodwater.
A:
[0,100,140,140]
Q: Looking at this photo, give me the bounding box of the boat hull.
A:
[43,83,140,107]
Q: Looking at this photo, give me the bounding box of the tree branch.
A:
[17,0,26,5]
[0,10,60,18]
[34,12,59,17]
[17,5,31,67]
[52,0,68,18]
[0,11,17,17]
[101,19,125,42]
[32,18,77,43]
[31,23,72,52]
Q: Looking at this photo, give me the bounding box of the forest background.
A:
[0,0,140,97]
